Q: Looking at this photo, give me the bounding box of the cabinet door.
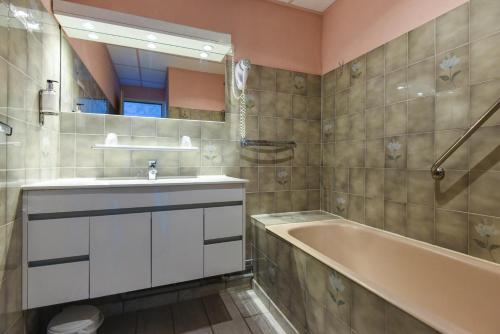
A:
[90,213,151,298]
[204,205,243,240]
[152,209,203,286]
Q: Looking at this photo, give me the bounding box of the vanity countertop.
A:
[22,176,248,190]
[251,210,340,227]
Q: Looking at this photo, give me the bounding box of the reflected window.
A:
[123,101,164,118]
[78,98,109,114]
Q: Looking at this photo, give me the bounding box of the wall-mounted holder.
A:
[0,121,12,136]
[39,80,59,125]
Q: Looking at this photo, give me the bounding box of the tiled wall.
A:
[168,106,225,122]
[252,221,438,334]
[321,0,500,265]
[0,0,61,333]
[243,65,322,218]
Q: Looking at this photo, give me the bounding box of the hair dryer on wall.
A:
[235,59,251,91]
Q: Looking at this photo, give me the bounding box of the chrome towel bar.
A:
[240,139,296,149]
[431,95,500,180]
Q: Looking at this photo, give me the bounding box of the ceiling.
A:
[106,45,226,90]
[273,0,336,13]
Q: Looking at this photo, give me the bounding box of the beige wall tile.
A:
[366,75,385,109]
[470,0,500,41]
[385,102,407,136]
[408,58,436,98]
[407,204,435,243]
[469,214,500,264]
[351,283,385,334]
[435,209,468,253]
[470,32,500,84]
[365,197,384,229]
[366,46,385,79]
[384,201,407,235]
[436,3,469,53]
[470,171,500,216]
[385,34,408,72]
[408,21,435,64]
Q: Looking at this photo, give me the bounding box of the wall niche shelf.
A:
[91,144,199,152]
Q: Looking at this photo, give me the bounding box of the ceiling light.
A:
[417,92,424,96]
[147,34,157,41]
[82,21,94,29]
[88,32,99,40]
[200,52,209,58]
[397,85,405,90]
[203,45,213,51]
[147,42,157,49]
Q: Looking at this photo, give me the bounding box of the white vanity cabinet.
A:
[90,213,152,298]
[22,177,247,309]
[152,209,204,286]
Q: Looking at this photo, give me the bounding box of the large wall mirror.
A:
[55,0,232,122]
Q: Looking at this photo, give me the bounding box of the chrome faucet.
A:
[148,160,157,180]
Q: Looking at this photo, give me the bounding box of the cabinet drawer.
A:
[204,241,243,277]
[28,261,89,308]
[204,206,243,240]
[28,217,89,262]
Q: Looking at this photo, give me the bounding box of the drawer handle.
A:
[28,255,89,268]
[204,235,242,245]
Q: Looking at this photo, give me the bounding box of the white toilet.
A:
[47,305,103,334]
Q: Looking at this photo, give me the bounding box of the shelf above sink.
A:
[91,144,199,152]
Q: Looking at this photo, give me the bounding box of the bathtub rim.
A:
[265,218,500,334]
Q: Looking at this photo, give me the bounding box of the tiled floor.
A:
[98,289,288,334]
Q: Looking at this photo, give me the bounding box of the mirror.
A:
[56,0,231,122]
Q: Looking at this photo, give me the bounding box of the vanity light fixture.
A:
[147,42,157,49]
[53,0,232,62]
[82,21,94,29]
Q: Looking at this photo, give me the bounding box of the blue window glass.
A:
[123,101,163,118]
[78,98,109,114]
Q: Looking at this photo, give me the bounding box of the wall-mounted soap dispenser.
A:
[39,80,59,125]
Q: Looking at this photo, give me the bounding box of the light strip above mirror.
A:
[53,0,232,62]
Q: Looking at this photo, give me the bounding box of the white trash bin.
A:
[47,305,104,334]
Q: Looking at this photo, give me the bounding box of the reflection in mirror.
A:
[56,0,231,122]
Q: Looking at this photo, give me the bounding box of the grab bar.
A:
[0,121,12,136]
[240,138,296,149]
[431,96,500,180]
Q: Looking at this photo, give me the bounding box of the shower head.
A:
[235,59,251,91]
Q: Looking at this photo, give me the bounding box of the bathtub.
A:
[267,219,500,334]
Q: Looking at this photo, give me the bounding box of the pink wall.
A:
[67,38,121,108]
[122,86,166,103]
[66,0,323,74]
[168,68,225,111]
[322,0,468,73]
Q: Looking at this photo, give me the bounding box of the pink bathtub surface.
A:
[267,220,500,334]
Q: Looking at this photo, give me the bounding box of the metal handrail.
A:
[431,96,500,180]
[0,121,12,136]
